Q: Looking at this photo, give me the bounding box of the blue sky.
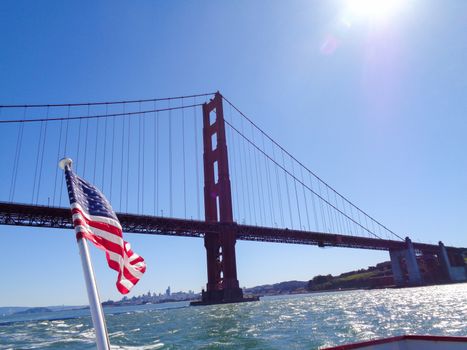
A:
[1,0,467,307]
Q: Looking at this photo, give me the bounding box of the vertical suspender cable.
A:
[181,98,187,218]
[263,134,275,226]
[53,114,63,206]
[282,150,294,229]
[228,123,240,221]
[258,134,268,225]
[137,103,141,214]
[235,118,247,223]
[325,186,337,232]
[102,104,108,193]
[76,106,82,173]
[272,144,284,227]
[93,107,100,184]
[59,106,70,207]
[36,106,49,204]
[168,99,173,217]
[142,102,145,214]
[240,117,252,223]
[155,106,159,216]
[334,191,344,234]
[361,210,368,237]
[343,197,353,235]
[64,106,70,156]
[157,110,161,216]
[362,213,370,234]
[349,203,356,235]
[317,181,327,232]
[126,105,131,212]
[152,101,158,216]
[308,171,320,232]
[291,160,302,229]
[244,119,257,224]
[300,167,311,231]
[9,108,26,202]
[11,120,24,202]
[340,195,351,235]
[251,125,264,226]
[83,105,90,178]
[119,103,125,211]
[32,114,44,203]
[193,99,201,220]
[109,111,116,201]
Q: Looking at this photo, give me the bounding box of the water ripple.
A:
[0,284,466,349]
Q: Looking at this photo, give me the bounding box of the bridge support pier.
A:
[389,249,404,286]
[389,237,422,287]
[438,241,467,282]
[191,92,256,306]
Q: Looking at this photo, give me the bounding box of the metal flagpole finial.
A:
[58,157,73,170]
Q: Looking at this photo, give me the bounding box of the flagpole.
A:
[59,158,111,350]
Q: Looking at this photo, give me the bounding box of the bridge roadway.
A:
[0,202,463,254]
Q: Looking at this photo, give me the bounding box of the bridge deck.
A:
[0,202,461,254]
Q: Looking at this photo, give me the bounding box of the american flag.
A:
[64,166,146,294]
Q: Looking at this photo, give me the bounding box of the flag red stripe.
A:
[73,212,145,294]
[79,228,145,284]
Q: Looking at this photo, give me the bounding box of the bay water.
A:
[1,284,465,349]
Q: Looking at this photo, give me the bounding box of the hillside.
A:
[244,261,394,296]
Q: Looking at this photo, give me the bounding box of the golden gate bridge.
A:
[0,92,465,305]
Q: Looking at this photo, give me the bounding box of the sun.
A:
[346,0,406,21]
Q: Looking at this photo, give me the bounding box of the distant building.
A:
[166,286,171,297]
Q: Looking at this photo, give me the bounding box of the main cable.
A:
[0,92,215,108]
[0,103,204,124]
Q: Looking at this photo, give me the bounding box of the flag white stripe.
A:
[73,215,124,248]
[71,203,122,229]
[118,278,135,291]
[106,251,144,279]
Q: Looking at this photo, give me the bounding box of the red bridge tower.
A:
[194,92,254,305]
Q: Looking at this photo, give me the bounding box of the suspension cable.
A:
[102,104,108,193]
[9,108,25,202]
[308,171,320,231]
[83,105,90,177]
[244,118,258,224]
[251,124,264,225]
[225,119,383,239]
[0,92,215,108]
[92,108,99,184]
[0,103,204,124]
[137,102,142,214]
[52,115,63,206]
[119,103,125,211]
[36,106,49,204]
[181,98,187,219]
[59,106,71,207]
[155,107,159,216]
[168,99,173,217]
[222,95,402,240]
[300,166,311,231]
[193,99,201,220]
[32,116,44,203]
[109,112,116,201]
[126,108,131,213]
[142,102,145,214]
